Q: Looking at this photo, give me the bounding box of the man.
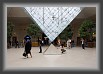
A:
[39,38,43,53]
[81,38,85,49]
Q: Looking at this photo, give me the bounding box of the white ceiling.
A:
[7,7,96,18]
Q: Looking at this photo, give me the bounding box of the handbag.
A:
[23,52,26,57]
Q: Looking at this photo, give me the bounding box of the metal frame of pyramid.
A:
[24,7,82,42]
[24,7,83,55]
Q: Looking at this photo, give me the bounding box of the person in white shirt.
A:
[81,38,85,49]
[67,38,71,49]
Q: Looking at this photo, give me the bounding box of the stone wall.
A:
[8,17,32,42]
[71,18,85,46]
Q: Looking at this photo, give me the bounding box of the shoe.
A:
[39,52,42,53]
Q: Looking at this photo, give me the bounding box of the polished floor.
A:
[5,45,99,71]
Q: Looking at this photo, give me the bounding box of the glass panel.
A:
[24,7,82,42]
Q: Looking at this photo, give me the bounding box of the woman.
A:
[24,35,32,58]
[25,40,32,58]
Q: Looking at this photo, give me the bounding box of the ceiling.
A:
[7,7,96,19]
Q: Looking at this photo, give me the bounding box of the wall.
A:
[7,15,96,46]
[7,17,32,42]
[71,15,96,46]
[71,18,85,46]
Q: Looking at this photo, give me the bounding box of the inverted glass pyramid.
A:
[24,7,82,42]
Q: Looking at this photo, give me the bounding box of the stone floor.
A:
[4,45,99,71]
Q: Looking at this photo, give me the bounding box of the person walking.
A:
[81,38,85,49]
[39,38,43,53]
[24,35,32,58]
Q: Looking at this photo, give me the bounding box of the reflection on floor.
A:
[5,46,99,71]
[43,44,61,55]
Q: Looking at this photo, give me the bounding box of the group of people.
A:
[23,35,44,58]
[58,38,85,53]
[23,35,85,58]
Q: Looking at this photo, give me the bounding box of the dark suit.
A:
[39,40,42,53]
[24,35,32,58]
[25,41,32,54]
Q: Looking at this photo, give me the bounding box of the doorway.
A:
[77,37,81,46]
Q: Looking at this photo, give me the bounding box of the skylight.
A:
[24,7,82,42]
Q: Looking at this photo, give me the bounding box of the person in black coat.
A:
[24,35,32,58]
[15,40,19,48]
[39,38,43,53]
